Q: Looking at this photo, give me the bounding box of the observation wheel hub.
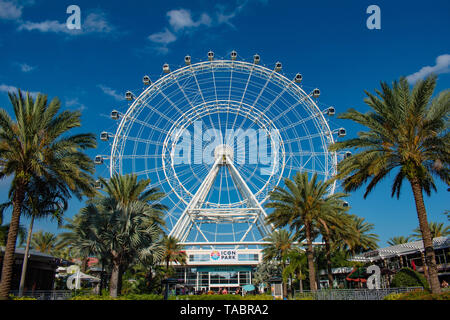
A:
[214,144,234,164]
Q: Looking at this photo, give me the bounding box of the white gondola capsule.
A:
[275,62,282,72]
[326,107,335,116]
[185,56,191,65]
[111,110,120,120]
[253,54,260,64]
[94,156,103,165]
[343,201,349,208]
[100,132,109,141]
[338,128,346,137]
[208,51,214,61]
[294,73,303,83]
[94,180,103,190]
[231,50,237,60]
[143,75,151,86]
[125,91,133,101]
[344,151,352,159]
[163,63,170,73]
[312,88,320,98]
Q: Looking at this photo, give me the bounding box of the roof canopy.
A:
[351,237,449,262]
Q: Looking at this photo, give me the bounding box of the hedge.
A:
[390,267,429,290]
[384,289,450,300]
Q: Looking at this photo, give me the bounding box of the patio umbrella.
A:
[346,267,367,283]
[242,284,255,292]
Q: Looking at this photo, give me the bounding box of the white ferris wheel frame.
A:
[107,58,338,247]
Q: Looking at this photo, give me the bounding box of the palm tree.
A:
[0,90,97,299]
[329,76,449,293]
[30,231,58,254]
[387,236,412,246]
[0,204,26,247]
[411,221,450,239]
[347,215,379,255]
[282,248,307,293]
[262,229,296,297]
[161,236,187,277]
[63,174,166,297]
[313,206,351,285]
[265,172,347,291]
[7,175,69,296]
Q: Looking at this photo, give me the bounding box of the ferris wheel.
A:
[97,51,343,247]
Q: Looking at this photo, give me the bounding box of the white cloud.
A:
[167,9,212,32]
[148,28,177,45]
[17,11,115,36]
[65,98,86,111]
[0,84,39,97]
[98,85,123,101]
[16,62,36,73]
[0,0,23,20]
[147,2,263,54]
[407,54,450,83]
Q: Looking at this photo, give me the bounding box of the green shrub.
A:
[241,294,274,300]
[123,294,164,300]
[390,267,429,290]
[383,293,404,300]
[384,289,450,300]
[9,295,37,300]
[170,294,241,300]
[70,294,163,300]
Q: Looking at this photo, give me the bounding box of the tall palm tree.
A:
[7,175,69,296]
[329,76,449,293]
[411,221,450,239]
[0,204,26,247]
[265,172,347,291]
[161,236,187,277]
[387,236,412,246]
[0,90,97,299]
[262,229,296,298]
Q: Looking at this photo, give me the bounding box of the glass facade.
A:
[174,266,255,291]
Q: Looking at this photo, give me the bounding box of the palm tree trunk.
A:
[0,183,25,300]
[117,265,123,296]
[409,178,441,294]
[420,251,429,281]
[282,262,287,298]
[298,270,303,293]
[18,215,35,297]
[109,254,120,298]
[304,222,317,291]
[323,235,334,286]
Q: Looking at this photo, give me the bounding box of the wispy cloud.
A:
[0,0,23,20]
[15,62,36,73]
[148,27,177,45]
[406,54,450,83]
[147,1,266,54]
[98,85,123,101]
[0,84,39,97]
[65,97,87,111]
[17,11,116,36]
[167,9,212,32]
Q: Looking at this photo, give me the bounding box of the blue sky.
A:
[0,0,449,246]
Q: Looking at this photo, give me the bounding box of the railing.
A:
[10,290,72,300]
[293,287,423,300]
